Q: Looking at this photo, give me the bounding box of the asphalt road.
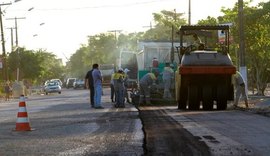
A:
[1,88,270,156]
[0,88,144,156]
[164,106,270,156]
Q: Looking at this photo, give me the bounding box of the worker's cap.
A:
[118,68,123,72]
[124,68,130,73]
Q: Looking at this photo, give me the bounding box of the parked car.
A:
[50,79,63,86]
[44,81,61,95]
[66,78,76,89]
[73,79,85,89]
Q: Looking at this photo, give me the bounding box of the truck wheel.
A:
[188,85,200,110]
[216,85,227,110]
[202,86,213,110]
[178,85,187,110]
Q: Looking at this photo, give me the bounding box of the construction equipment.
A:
[176,25,236,110]
[99,64,115,86]
[135,41,180,105]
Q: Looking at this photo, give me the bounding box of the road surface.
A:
[0,88,270,155]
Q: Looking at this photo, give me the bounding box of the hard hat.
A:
[124,68,130,73]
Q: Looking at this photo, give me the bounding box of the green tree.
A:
[83,33,117,65]
[197,16,218,25]
[219,1,270,95]
[143,10,187,41]
[35,49,64,83]
[118,32,144,50]
[8,48,42,81]
[7,48,64,85]
[68,45,89,78]
[244,2,270,95]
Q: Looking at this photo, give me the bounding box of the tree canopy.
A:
[5,48,64,85]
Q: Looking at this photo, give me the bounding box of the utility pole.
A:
[108,30,122,41]
[171,9,176,63]
[7,27,14,51]
[6,17,26,47]
[0,2,12,81]
[108,30,122,48]
[6,17,26,81]
[143,22,153,30]
[238,0,248,88]
[188,0,191,25]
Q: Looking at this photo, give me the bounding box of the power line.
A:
[8,0,174,12]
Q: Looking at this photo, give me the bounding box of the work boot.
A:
[245,102,249,108]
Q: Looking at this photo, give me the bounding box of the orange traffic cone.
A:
[15,95,33,131]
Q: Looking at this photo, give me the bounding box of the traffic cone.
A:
[15,95,33,131]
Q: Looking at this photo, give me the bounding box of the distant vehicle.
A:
[119,50,138,90]
[73,79,85,89]
[66,78,76,89]
[44,81,61,95]
[50,79,63,86]
[99,64,115,86]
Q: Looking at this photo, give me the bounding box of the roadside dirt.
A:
[231,96,270,117]
[138,107,210,156]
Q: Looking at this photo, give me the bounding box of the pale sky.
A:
[1,0,268,63]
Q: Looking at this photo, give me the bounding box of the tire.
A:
[202,86,213,110]
[178,85,187,110]
[59,92,61,94]
[216,85,227,110]
[188,85,200,110]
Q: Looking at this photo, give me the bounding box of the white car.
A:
[44,81,61,95]
[50,79,63,86]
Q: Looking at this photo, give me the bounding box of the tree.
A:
[7,48,64,85]
[197,16,218,25]
[143,10,187,41]
[8,48,42,81]
[118,32,144,50]
[244,2,270,95]
[83,33,118,65]
[219,1,270,95]
[35,49,64,83]
[68,45,89,78]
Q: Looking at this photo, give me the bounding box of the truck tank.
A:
[176,25,236,110]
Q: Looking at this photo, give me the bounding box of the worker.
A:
[162,63,174,99]
[192,34,204,50]
[233,71,249,108]
[123,68,131,103]
[139,70,159,105]
[110,69,116,103]
[152,57,159,68]
[113,68,125,108]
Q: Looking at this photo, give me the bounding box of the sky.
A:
[1,0,268,63]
